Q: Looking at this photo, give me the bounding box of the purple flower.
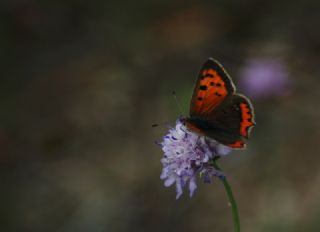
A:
[239,58,290,99]
[159,120,232,199]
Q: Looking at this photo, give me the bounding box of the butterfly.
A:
[182,58,255,149]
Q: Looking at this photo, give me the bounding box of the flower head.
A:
[159,119,232,199]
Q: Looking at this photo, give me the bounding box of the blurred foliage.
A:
[1,0,320,231]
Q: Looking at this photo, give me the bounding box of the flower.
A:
[239,57,290,99]
[159,119,232,199]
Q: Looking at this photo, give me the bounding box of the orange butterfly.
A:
[183,58,255,149]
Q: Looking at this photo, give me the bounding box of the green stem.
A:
[213,161,240,232]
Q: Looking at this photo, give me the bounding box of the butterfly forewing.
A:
[190,58,236,117]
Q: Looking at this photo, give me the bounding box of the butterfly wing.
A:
[203,94,255,148]
[190,58,236,117]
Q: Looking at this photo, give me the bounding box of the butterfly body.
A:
[184,58,255,149]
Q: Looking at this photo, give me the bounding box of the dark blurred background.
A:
[1,0,320,231]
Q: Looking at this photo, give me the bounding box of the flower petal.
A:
[216,144,232,156]
[164,176,175,187]
[176,179,183,199]
[189,177,197,197]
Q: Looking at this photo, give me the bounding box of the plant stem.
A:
[213,161,240,232]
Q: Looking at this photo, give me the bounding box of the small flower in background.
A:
[239,58,290,99]
[159,120,231,199]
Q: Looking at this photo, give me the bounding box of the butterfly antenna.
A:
[172,91,185,117]
[151,91,185,128]
[151,120,175,128]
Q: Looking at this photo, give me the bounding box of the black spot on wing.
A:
[199,85,207,90]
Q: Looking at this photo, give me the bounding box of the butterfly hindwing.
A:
[204,94,255,148]
[190,58,236,117]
